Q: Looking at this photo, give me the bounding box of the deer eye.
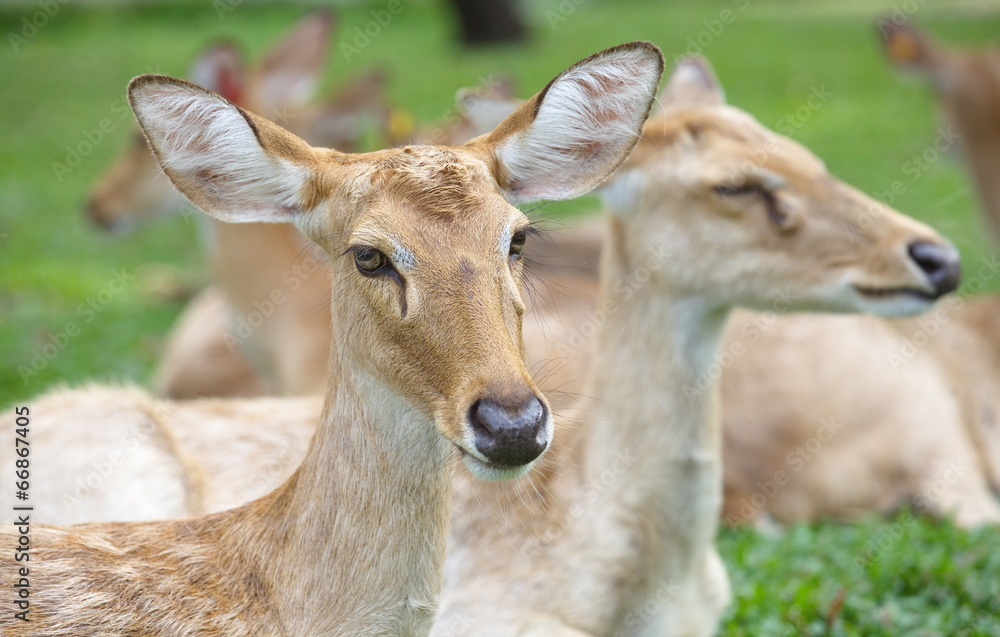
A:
[713,183,761,197]
[509,229,527,259]
[353,246,390,275]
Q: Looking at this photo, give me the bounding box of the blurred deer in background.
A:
[1,42,665,635]
[879,18,1000,245]
[87,10,391,398]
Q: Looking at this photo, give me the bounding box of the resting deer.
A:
[431,56,960,637]
[87,10,390,398]
[878,17,1000,245]
[0,42,664,634]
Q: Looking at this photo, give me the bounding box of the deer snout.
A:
[469,394,549,467]
[908,240,961,297]
[85,197,123,233]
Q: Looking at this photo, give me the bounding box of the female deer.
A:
[0,42,663,635]
[434,56,960,636]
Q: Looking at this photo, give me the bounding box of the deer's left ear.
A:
[470,42,664,203]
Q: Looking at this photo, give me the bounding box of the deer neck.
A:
[228,344,454,635]
[576,213,728,584]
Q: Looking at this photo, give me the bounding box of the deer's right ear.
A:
[472,41,664,204]
[878,18,939,73]
[656,56,725,116]
[128,75,320,224]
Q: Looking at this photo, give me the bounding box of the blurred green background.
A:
[1,0,999,634]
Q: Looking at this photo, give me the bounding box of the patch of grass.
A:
[1,0,999,633]
[719,512,1000,636]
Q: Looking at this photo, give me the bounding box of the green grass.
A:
[1,0,999,633]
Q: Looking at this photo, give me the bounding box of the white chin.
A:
[857,293,936,318]
[461,454,533,482]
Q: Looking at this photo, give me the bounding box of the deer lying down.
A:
[431,56,959,637]
[87,10,389,398]
[0,43,663,635]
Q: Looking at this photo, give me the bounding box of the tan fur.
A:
[2,44,663,634]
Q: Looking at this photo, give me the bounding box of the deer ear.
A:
[472,41,664,203]
[656,56,725,116]
[128,75,320,224]
[254,9,334,114]
[878,18,939,73]
[189,41,246,104]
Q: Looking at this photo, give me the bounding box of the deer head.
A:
[127,42,664,479]
[601,56,960,317]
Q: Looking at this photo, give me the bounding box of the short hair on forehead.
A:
[368,146,498,221]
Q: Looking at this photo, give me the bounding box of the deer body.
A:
[3,43,664,633]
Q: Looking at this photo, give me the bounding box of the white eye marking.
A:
[499,225,512,257]
[390,239,416,273]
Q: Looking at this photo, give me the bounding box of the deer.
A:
[878,17,1000,246]
[0,42,665,635]
[429,55,961,636]
[87,10,391,399]
[8,55,960,635]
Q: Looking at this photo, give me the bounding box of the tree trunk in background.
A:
[448,0,527,45]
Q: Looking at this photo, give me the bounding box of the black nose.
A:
[908,241,961,297]
[469,395,548,467]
